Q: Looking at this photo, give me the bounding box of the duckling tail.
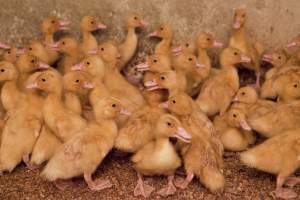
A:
[200,167,225,193]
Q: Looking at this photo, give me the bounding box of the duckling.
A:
[41,97,127,191]
[132,114,191,197]
[41,16,70,65]
[262,50,288,79]
[162,92,224,193]
[172,39,196,56]
[26,40,58,65]
[79,16,106,56]
[196,47,251,116]
[229,8,264,88]
[148,24,173,56]
[213,107,255,151]
[2,47,24,63]
[27,69,87,142]
[118,14,148,70]
[286,34,300,66]
[240,129,300,199]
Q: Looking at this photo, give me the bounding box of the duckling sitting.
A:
[213,107,255,151]
[229,8,264,88]
[41,97,128,191]
[161,92,224,193]
[148,24,173,57]
[118,14,148,70]
[79,16,106,56]
[286,34,300,66]
[196,47,251,116]
[132,114,191,198]
[27,69,87,142]
[240,128,300,199]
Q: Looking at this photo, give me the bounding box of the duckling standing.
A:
[148,24,173,57]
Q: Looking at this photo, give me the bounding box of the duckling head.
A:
[63,71,94,95]
[126,14,148,29]
[161,92,193,116]
[174,52,204,70]
[155,114,191,143]
[172,39,196,56]
[72,55,106,79]
[2,47,24,63]
[94,97,130,120]
[96,42,121,66]
[137,54,172,73]
[148,24,173,39]
[227,108,251,130]
[275,74,300,102]
[80,16,106,32]
[50,37,78,55]
[0,61,18,81]
[262,50,287,67]
[197,32,223,49]
[220,47,251,67]
[233,86,258,104]
[145,70,177,91]
[232,8,246,29]
[16,53,50,73]
[41,16,70,34]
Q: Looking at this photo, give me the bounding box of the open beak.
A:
[240,54,251,63]
[158,101,169,108]
[172,46,183,56]
[120,108,131,116]
[38,62,50,69]
[0,42,10,49]
[16,48,25,56]
[196,62,205,68]
[26,82,39,89]
[97,23,107,30]
[233,21,241,29]
[240,120,251,131]
[59,20,71,31]
[213,40,223,48]
[88,49,98,55]
[175,127,191,143]
[139,20,149,29]
[47,42,60,51]
[262,53,273,63]
[147,30,158,37]
[71,62,84,71]
[83,81,94,89]
[136,62,149,72]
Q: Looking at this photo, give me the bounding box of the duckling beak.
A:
[88,49,98,55]
[97,23,107,30]
[145,79,161,91]
[240,54,251,63]
[0,42,10,49]
[172,46,182,56]
[16,48,25,56]
[26,82,39,89]
[232,96,239,102]
[175,127,191,143]
[120,108,131,116]
[38,62,50,69]
[286,41,297,48]
[59,20,71,30]
[147,30,158,37]
[158,101,169,108]
[83,81,94,89]
[196,62,205,69]
[240,120,251,131]
[139,20,149,29]
[233,21,241,29]
[213,40,223,48]
[71,62,83,71]
[136,62,149,72]
[262,53,273,63]
[47,42,60,51]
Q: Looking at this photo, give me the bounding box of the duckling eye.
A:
[185,43,189,47]
[233,114,237,118]
[134,68,138,72]
[86,62,90,65]
[0,69,5,72]
[234,52,238,55]
[166,122,172,126]
[7,51,10,54]
[160,27,164,31]
[101,48,104,51]
[75,79,80,83]
[29,47,33,51]
[241,92,245,95]
[242,14,246,18]
[51,20,55,24]
[160,76,165,80]
[30,59,35,63]
[112,104,116,108]
[134,17,138,20]
[91,21,94,24]
[206,38,211,41]
[42,78,46,82]
[153,59,157,63]
[188,58,193,61]
[294,84,298,88]
[172,100,176,104]
[62,41,65,45]
[278,56,281,60]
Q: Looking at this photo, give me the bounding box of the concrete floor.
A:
[0,0,299,50]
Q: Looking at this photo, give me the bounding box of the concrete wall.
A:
[0,0,299,53]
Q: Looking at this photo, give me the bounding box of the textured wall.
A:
[0,0,299,53]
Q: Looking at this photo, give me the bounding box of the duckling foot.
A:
[175,172,194,189]
[273,188,298,199]
[84,173,112,191]
[22,155,39,171]
[134,173,154,198]
[285,177,300,187]
[157,175,177,197]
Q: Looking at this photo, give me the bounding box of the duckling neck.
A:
[198,48,211,67]
[232,25,246,40]
[82,31,97,48]
[44,33,54,44]
[156,38,172,54]
[124,27,137,44]
[95,118,118,138]
[154,137,170,149]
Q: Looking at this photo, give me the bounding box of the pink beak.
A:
[233,21,241,29]
[47,42,60,51]
[144,79,158,87]
[158,101,169,108]
[196,62,205,68]
[172,46,183,54]
[71,62,83,71]
[16,48,25,56]
[26,82,39,89]
[0,42,10,49]
[286,41,298,48]
[59,20,71,31]
[97,23,107,30]
[147,30,158,37]
[88,49,98,55]
[240,120,251,131]
[120,108,131,116]
[232,96,239,102]
[175,127,191,143]
[38,62,50,69]
[83,81,94,89]
[139,20,149,28]
[262,53,273,63]
[213,40,223,48]
[240,54,251,63]
[136,62,149,72]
